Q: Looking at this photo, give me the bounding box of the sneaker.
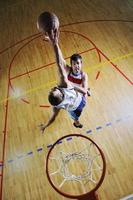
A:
[73,122,83,128]
[87,88,91,96]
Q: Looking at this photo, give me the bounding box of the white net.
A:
[47,135,104,196]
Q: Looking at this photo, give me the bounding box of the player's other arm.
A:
[39,107,60,133]
[74,73,89,95]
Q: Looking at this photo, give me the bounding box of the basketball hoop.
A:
[46,134,106,200]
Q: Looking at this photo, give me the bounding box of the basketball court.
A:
[0,0,133,199]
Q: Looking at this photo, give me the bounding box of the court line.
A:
[39,105,50,108]
[10,48,96,80]
[96,126,103,130]
[0,81,56,104]
[5,30,133,108]
[2,114,132,166]
[8,30,99,106]
[106,122,112,126]
[1,22,133,200]
[6,27,133,102]
[92,52,133,69]
[21,98,30,104]
[1,30,98,199]
[1,30,100,105]
[0,19,133,55]
[95,71,101,80]
[0,68,11,199]
[98,49,133,85]
[86,130,92,134]
[0,50,133,105]
[0,32,41,55]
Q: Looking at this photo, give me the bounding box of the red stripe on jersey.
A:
[68,74,82,84]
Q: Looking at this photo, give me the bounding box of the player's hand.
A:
[38,123,47,134]
[48,28,59,45]
[43,32,50,42]
[42,28,59,44]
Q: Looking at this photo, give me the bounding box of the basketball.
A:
[37,11,59,33]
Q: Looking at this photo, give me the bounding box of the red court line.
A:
[98,49,133,85]
[1,20,132,200]
[39,105,51,108]
[61,19,133,28]
[1,31,98,199]
[9,31,98,107]
[96,71,101,80]
[7,31,133,85]
[1,34,41,199]
[110,61,133,85]
[21,98,30,104]
[10,47,96,80]
[8,35,42,89]
[8,35,41,76]
[10,61,55,80]
[61,30,101,63]
[0,19,132,55]
[0,77,10,200]
[0,32,41,55]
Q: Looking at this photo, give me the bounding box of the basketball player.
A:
[39,36,87,133]
[37,12,90,96]
[62,53,91,97]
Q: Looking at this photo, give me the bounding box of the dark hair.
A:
[48,91,62,106]
[70,54,82,65]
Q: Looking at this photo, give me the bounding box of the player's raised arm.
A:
[51,38,70,74]
[51,40,71,88]
[37,11,70,87]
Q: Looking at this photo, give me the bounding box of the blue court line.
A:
[17,155,24,159]
[106,122,112,126]
[57,140,62,144]
[96,126,102,130]
[27,151,33,155]
[66,137,72,141]
[116,118,122,122]
[47,144,53,148]
[6,115,132,165]
[86,129,92,134]
[37,147,43,152]
[8,160,14,163]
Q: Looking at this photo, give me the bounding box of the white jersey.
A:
[55,87,82,111]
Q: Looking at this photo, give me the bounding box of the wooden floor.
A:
[0,0,133,199]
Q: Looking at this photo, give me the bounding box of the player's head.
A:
[70,54,82,74]
[48,87,64,106]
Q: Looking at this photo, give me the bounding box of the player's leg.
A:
[69,96,86,128]
[68,110,83,128]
